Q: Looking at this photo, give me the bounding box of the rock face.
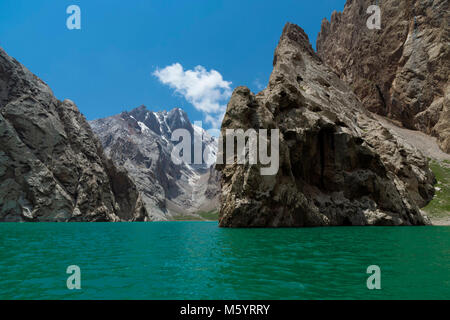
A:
[316,0,449,152]
[217,23,435,227]
[0,48,147,221]
[90,106,219,220]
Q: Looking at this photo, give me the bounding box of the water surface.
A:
[0,222,448,299]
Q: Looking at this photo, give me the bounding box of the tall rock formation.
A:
[316,0,449,152]
[0,48,147,221]
[216,23,435,227]
[90,106,220,221]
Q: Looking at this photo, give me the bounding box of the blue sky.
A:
[0,0,346,129]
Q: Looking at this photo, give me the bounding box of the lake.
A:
[0,222,449,299]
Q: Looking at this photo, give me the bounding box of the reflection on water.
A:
[0,222,449,299]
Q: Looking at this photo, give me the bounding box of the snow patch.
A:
[138,121,150,134]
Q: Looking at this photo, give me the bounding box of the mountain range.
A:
[90,106,220,221]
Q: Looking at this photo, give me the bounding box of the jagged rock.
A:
[316,0,450,152]
[90,106,219,220]
[0,47,147,221]
[216,23,435,227]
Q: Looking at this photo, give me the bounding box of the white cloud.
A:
[205,112,225,129]
[153,63,232,128]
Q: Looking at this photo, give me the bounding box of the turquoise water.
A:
[0,222,449,300]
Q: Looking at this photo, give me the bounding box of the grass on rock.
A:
[423,160,450,219]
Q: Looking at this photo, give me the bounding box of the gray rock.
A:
[316,0,450,153]
[216,23,435,227]
[0,47,147,221]
[90,106,220,220]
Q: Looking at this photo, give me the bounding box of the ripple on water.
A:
[0,223,449,299]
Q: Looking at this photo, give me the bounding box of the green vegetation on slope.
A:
[198,210,219,221]
[423,160,450,219]
[173,210,219,221]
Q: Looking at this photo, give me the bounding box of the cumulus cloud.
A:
[153,63,232,128]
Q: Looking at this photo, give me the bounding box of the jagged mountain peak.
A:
[119,105,195,137]
[277,22,317,59]
[166,107,193,132]
[217,22,435,227]
[90,106,220,221]
[128,104,149,119]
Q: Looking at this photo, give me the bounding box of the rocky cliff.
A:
[90,106,219,220]
[316,0,449,152]
[216,23,435,227]
[0,48,147,221]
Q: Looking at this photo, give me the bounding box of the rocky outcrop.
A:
[216,23,435,227]
[0,48,147,221]
[90,106,219,220]
[316,0,449,152]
